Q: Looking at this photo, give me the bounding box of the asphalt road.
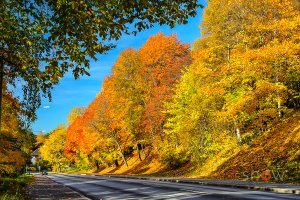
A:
[48,174,299,200]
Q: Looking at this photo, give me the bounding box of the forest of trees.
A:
[40,0,300,173]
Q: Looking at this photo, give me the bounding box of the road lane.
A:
[48,174,299,200]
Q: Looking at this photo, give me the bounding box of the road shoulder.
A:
[27,174,90,199]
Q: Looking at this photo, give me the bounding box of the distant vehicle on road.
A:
[42,170,48,175]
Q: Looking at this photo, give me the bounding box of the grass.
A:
[0,174,33,200]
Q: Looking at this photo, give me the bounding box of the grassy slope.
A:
[95,112,300,183]
[210,112,300,182]
[0,174,33,200]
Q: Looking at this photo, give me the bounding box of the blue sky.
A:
[31,2,207,134]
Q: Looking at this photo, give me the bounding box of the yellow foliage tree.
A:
[40,125,69,172]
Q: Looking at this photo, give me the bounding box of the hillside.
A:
[95,111,300,183]
[210,112,300,183]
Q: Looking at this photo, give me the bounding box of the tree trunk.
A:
[141,144,146,158]
[236,127,241,142]
[0,59,3,131]
[150,127,155,143]
[274,64,282,118]
[92,125,129,167]
[227,45,231,62]
[137,143,142,161]
[277,101,282,117]
[234,120,241,142]
[175,134,179,148]
[114,159,119,167]
[95,160,100,170]
[112,132,128,167]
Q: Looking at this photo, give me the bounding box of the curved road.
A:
[48,174,299,200]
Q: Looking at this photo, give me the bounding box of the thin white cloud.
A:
[43,105,50,109]
[61,89,99,94]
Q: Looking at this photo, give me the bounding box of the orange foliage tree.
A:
[138,33,192,148]
[64,33,192,168]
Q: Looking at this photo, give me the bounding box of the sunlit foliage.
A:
[40,125,69,172]
[42,0,300,175]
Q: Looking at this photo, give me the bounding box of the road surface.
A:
[48,174,299,200]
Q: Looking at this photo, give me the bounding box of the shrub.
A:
[160,147,190,169]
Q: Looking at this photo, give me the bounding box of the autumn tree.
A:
[138,33,192,149]
[106,49,146,160]
[40,125,69,172]
[88,88,131,167]
[65,92,128,169]
[67,106,86,125]
[36,132,46,144]
[0,86,35,175]
[65,108,87,166]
